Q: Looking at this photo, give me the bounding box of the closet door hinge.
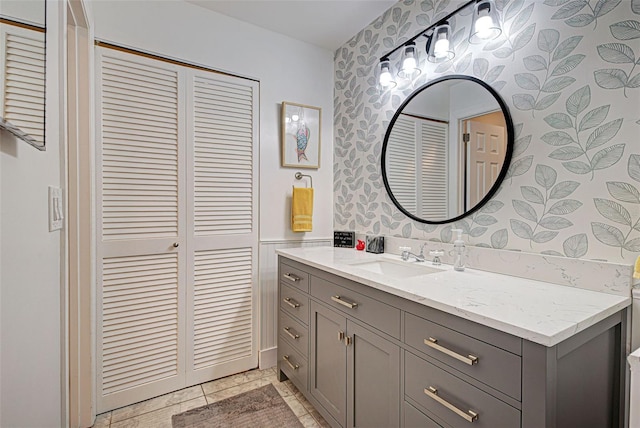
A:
[463,133,470,143]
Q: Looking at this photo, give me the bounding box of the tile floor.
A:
[91,367,329,428]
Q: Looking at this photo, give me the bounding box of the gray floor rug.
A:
[172,383,304,428]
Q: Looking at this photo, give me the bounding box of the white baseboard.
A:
[259,346,277,369]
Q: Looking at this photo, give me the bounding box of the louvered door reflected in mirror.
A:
[0,1,46,149]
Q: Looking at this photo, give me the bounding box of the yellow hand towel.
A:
[292,187,313,232]
[634,255,640,279]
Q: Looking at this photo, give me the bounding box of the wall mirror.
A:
[0,1,46,150]
[382,75,513,224]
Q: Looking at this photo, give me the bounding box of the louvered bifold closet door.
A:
[419,120,448,220]
[386,115,417,213]
[96,48,186,412]
[0,24,45,145]
[185,70,259,385]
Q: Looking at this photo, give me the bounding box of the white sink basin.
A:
[347,259,443,278]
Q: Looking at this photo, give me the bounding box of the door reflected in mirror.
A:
[0,1,46,150]
[382,75,513,224]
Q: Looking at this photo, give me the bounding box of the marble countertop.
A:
[276,247,631,347]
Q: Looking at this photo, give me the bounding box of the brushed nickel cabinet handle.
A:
[283,273,301,282]
[283,297,300,309]
[344,336,352,346]
[283,355,299,371]
[331,295,358,309]
[283,327,299,340]
[338,331,345,341]
[173,242,179,248]
[425,337,479,366]
[424,386,478,423]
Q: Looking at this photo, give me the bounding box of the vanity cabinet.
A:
[277,256,627,428]
[309,301,400,427]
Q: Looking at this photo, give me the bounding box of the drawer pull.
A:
[331,295,358,309]
[283,327,300,340]
[424,386,478,423]
[283,355,299,371]
[338,331,345,341]
[283,273,301,282]
[425,337,479,366]
[283,297,300,309]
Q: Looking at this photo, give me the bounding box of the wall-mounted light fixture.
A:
[398,42,421,79]
[378,59,397,89]
[427,23,454,63]
[377,0,502,88]
[469,0,502,43]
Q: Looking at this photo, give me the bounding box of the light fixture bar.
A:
[377,0,476,62]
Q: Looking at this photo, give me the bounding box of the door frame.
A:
[449,106,500,215]
[66,0,95,426]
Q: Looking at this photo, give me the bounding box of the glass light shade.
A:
[378,60,397,89]
[427,24,455,63]
[397,42,421,79]
[469,0,502,44]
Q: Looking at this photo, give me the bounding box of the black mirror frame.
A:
[381,74,514,225]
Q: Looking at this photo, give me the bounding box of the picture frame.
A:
[281,101,321,169]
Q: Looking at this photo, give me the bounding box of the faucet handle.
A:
[399,246,411,261]
[429,249,444,266]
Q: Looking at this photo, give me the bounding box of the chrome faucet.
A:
[401,243,427,262]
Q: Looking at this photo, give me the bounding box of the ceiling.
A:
[185,0,399,51]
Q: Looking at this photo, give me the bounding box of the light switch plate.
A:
[48,186,63,231]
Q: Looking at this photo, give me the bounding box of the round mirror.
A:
[381,75,513,224]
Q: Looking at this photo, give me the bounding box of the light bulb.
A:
[427,24,454,63]
[434,35,450,59]
[378,60,396,88]
[469,0,501,43]
[398,43,420,79]
[380,68,393,87]
[402,56,417,72]
[291,114,299,121]
[474,14,494,39]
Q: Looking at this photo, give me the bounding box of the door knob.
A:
[173,242,179,248]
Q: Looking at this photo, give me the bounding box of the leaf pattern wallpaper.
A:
[333,0,640,263]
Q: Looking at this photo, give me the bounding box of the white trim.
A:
[94,37,259,83]
[66,0,95,426]
[260,238,333,245]
[259,347,277,369]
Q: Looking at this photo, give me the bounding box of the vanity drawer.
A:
[281,284,309,325]
[278,338,308,392]
[405,352,520,428]
[279,310,309,358]
[310,276,400,339]
[404,401,443,428]
[280,262,310,292]
[405,312,521,400]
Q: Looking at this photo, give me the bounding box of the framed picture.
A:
[281,101,321,169]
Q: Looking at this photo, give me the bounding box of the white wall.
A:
[0,0,65,426]
[0,0,45,26]
[403,84,449,120]
[92,0,335,242]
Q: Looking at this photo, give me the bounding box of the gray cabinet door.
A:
[310,301,347,427]
[347,320,400,428]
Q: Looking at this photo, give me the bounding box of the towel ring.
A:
[294,172,313,188]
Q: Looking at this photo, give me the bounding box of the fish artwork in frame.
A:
[281,101,321,169]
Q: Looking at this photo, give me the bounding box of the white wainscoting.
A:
[259,239,331,368]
